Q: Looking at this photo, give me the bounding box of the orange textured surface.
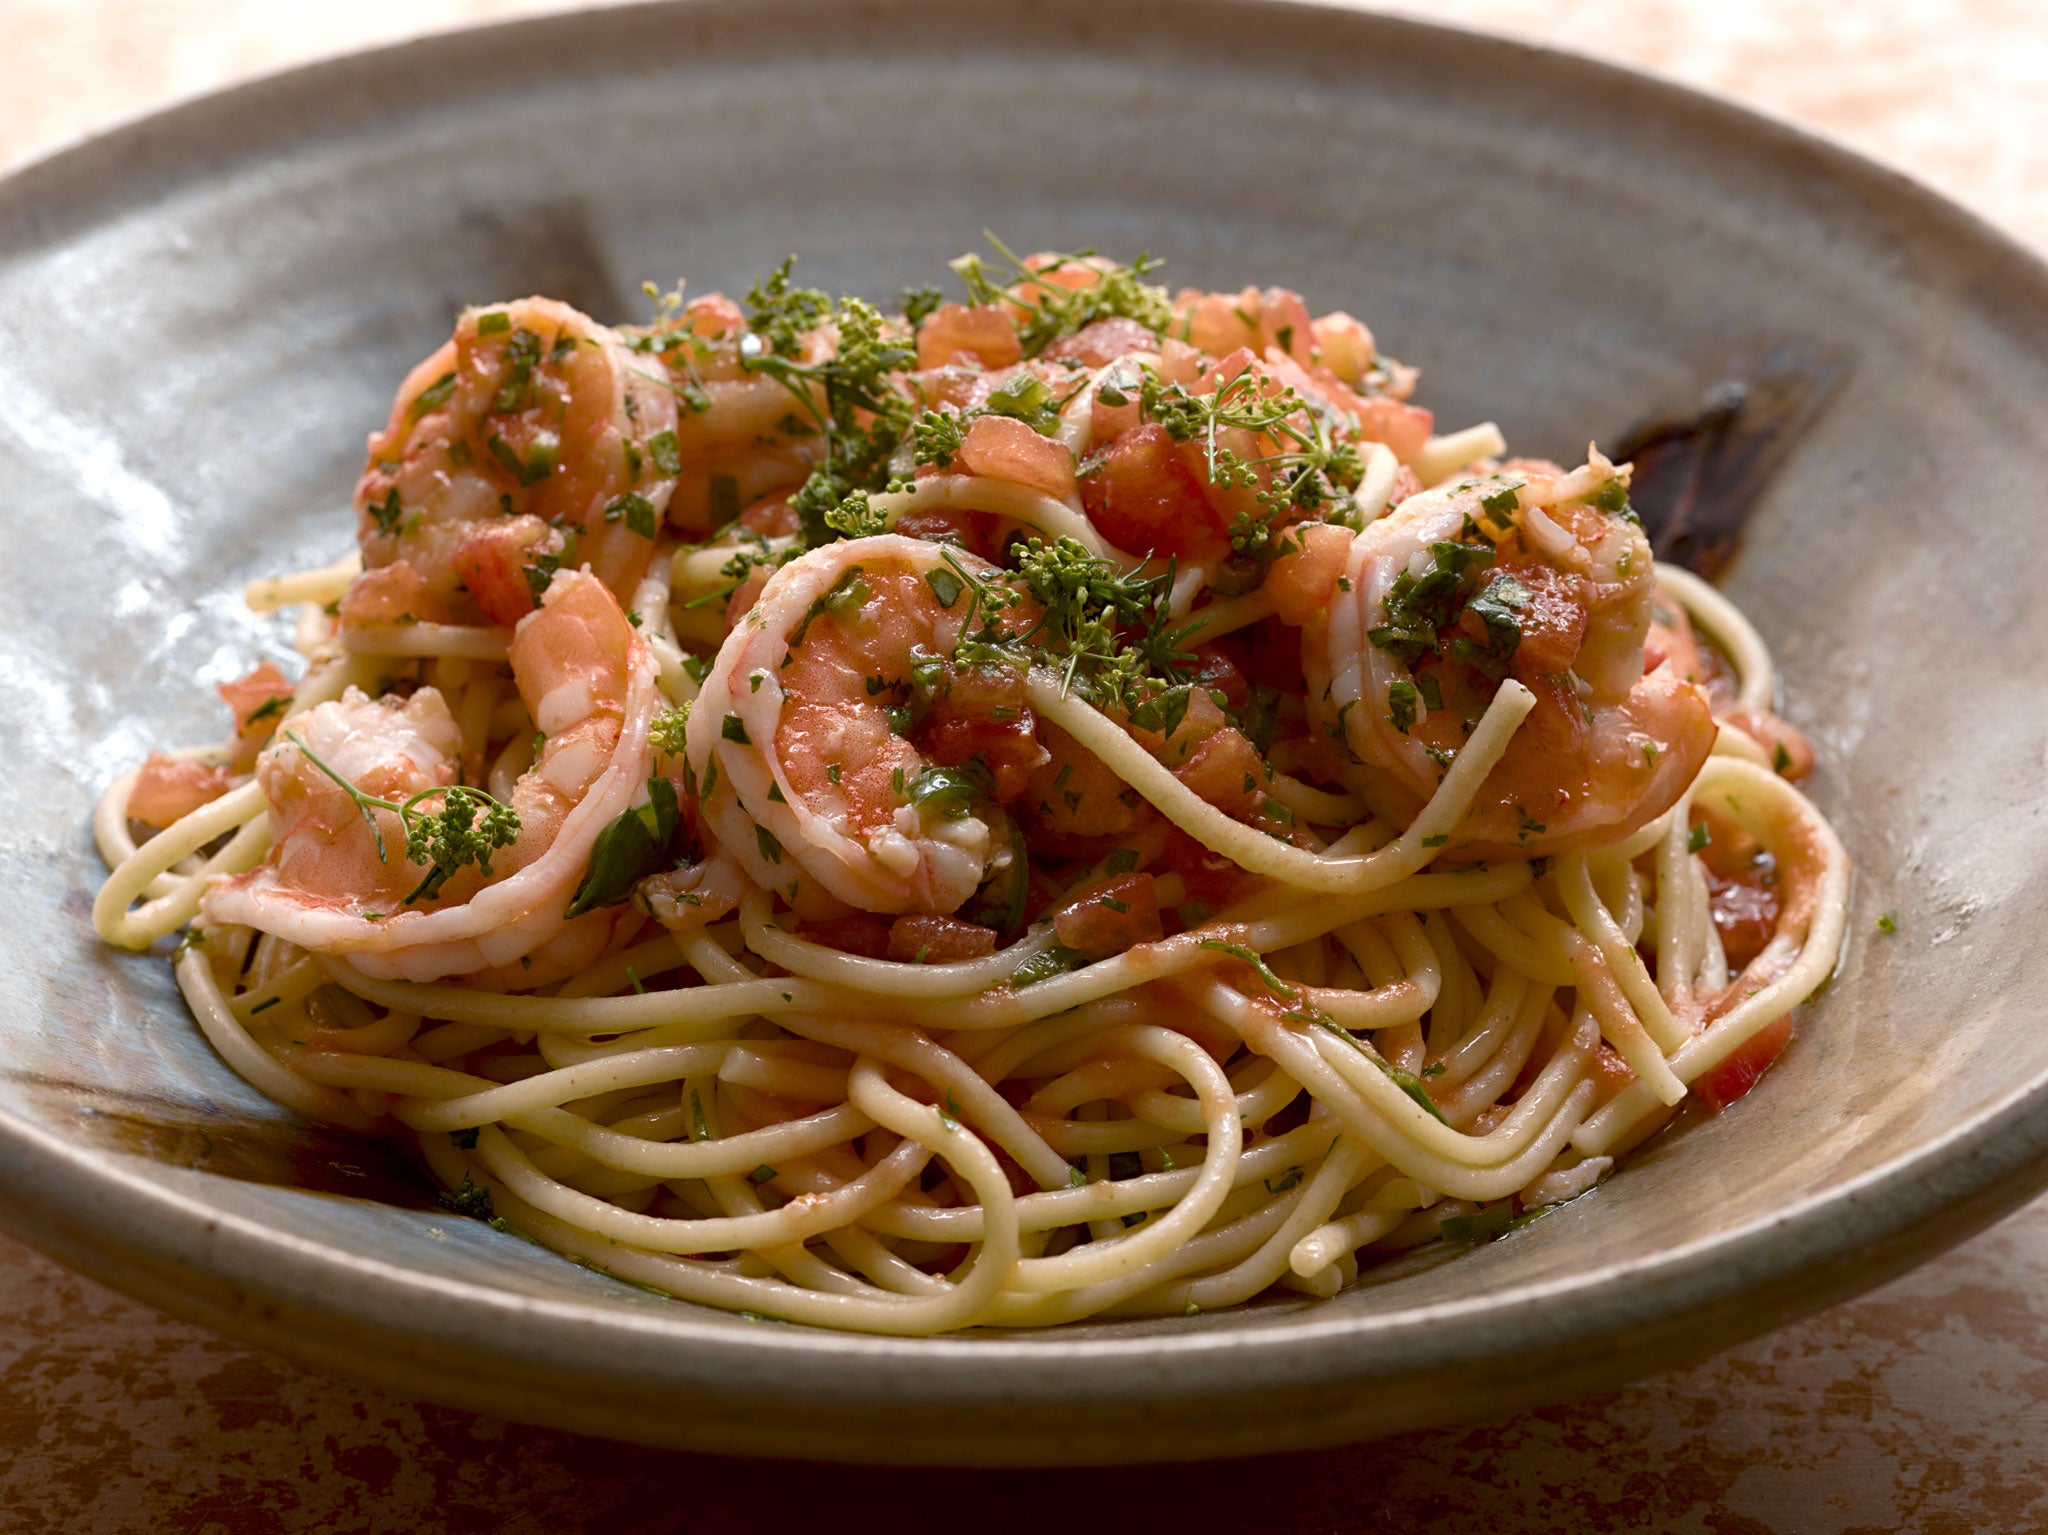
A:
[7,3,2048,1530]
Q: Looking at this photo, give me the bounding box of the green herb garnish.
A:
[285,729,520,904]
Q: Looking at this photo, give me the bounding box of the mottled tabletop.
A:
[5,2,2047,1531]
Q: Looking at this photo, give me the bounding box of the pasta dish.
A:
[92,243,1848,1332]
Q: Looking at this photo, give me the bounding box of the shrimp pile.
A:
[94,242,1849,1333]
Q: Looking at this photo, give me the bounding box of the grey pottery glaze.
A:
[1,0,2045,1467]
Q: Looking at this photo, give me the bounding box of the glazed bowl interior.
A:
[2,0,2046,1466]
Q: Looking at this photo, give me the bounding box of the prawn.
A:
[204,569,662,983]
[628,292,825,533]
[1297,450,1714,856]
[685,534,1043,917]
[344,298,679,629]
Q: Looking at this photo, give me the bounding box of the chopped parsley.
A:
[407,371,457,423]
[1368,541,1499,666]
[368,488,404,536]
[603,492,659,539]
[520,548,561,601]
[955,536,1201,718]
[243,694,293,726]
[1199,939,1295,997]
[1010,943,1091,988]
[906,760,994,819]
[1440,1203,1515,1243]
[437,1174,495,1221]
[1387,679,1419,735]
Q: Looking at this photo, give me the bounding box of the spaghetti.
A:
[92,244,1849,1332]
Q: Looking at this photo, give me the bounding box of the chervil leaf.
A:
[401,785,522,904]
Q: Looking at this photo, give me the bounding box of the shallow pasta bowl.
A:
[2,0,2046,1466]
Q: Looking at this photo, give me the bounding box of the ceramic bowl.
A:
[3,0,2045,1466]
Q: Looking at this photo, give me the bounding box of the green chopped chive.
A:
[407,371,457,423]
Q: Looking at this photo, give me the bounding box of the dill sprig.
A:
[285,729,520,905]
[742,256,833,359]
[949,233,1172,358]
[1139,364,1366,548]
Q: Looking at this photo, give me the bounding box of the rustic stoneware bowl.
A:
[2,0,2044,1467]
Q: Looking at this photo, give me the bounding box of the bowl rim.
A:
[5,0,2047,1462]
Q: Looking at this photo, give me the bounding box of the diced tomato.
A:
[1213,617,1303,696]
[218,662,293,735]
[892,507,997,560]
[1310,312,1376,382]
[737,495,800,537]
[1088,383,1142,443]
[1175,727,1264,815]
[1693,812,1784,969]
[1162,825,1255,911]
[1587,1044,1637,1108]
[1020,723,1145,847]
[1176,288,1265,358]
[337,560,436,626]
[954,414,1076,500]
[1265,522,1354,624]
[913,667,1045,803]
[1727,707,1816,781]
[1705,868,1781,969]
[1479,557,1585,683]
[128,753,231,828]
[798,915,891,959]
[916,304,1022,370]
[218,661,296,771]
[1081,423,1230,564]
[1123,685,1229,768]
[1188,646,1249,709]
[1044,317,1157,368]
[1352,395,1435,462]
[888,913,998,963]
[1694,1014,1794,1113]
[1051,873,1163,954]
[683,293,746,339]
